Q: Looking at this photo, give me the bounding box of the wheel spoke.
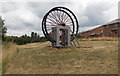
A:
[63,14,69,23]
[53,11,61,24]
[66,21,73,25]
[57,11,63,24]
[62,12,68,22]
[55,10,61,24]
[48,14,57,23]
[46,24,57,26]
[59,10,63,23]
[47,17,58,24]
[50,12,59,24]
[64,18,70,23]
[56,10,62,24]
[46,21,57,25]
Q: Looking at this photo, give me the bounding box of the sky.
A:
[0,0,119,36]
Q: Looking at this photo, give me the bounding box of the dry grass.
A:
[4,40,118,74]
[79,37,118,41]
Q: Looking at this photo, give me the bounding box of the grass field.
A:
[2,40,118,74]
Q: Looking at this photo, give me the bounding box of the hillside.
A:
[3,41,118,74]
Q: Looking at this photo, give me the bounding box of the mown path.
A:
[6,41,118,74]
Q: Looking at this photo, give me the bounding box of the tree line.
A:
[0,17,47,45]
[5,32,47,45]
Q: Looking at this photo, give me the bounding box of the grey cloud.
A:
[2,2,19,13]
[6,18,41,31]
[27,2,72,18]
[79,2,112,27]
[24,22,41,31]
[2,2,41,33]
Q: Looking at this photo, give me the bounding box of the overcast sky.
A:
[0,0,119,36]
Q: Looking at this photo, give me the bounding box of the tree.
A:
[76,34,81,38]
[0,17,7,41]
[31,32,34,38]
[37,35,40,37]
[15,35,28,45]
[34,33,37,37]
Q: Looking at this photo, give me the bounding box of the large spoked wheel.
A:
[42,7,79,43]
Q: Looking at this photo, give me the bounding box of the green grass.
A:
[0,40,2,74]
[2,56,9,73]
[2,42,18,73]
[4,41,118,74]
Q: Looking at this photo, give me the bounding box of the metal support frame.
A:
[52,26,71,48]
